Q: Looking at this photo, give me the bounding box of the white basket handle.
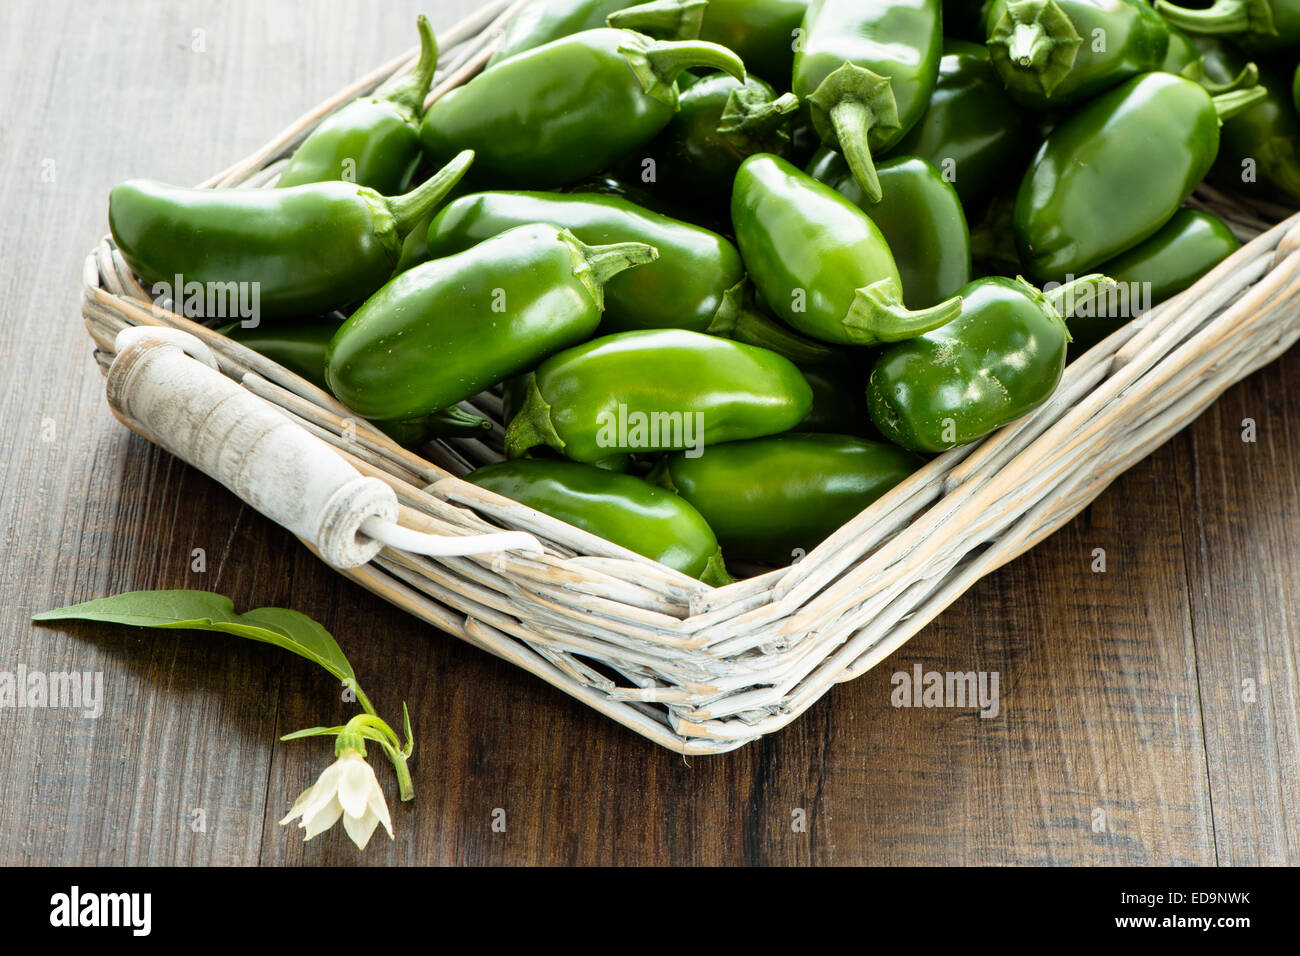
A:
[105,328,543,569]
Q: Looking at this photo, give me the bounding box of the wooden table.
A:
[2,0,1297,866]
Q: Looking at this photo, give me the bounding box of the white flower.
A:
[280,748,394,850]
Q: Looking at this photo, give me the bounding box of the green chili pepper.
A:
[1013,73,1264,282]
[490,0,708,65]
[650,434,921,564]
[469,459,731,585]
[506,329,813,462]
[985,0,1173,108]
[109,151,474,320]
[377,407,496,447]
[698,0,809,82]
[426,191,746,335]
[1155,0,1300,47]
[792,0,944,203]
[732,154,963,346]
[1214,67,1300,204]
[605,0,710,37]
[806,152,971,310]
[1161,23,1260,93]
[326,224,657,422]
[867,276,1111,452]
[892,41,1037,208]
[796,358,882,439]
[421,28,745,189]
[642,74,800,215]
[1068,208,1241,349]
[277,16,438,194]
[219,316,342,390]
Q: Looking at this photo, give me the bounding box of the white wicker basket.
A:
[81,0,1300,753]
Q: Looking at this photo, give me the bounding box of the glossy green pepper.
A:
[109,152,474,320]
[420,28,745,189]
[806,151,971,310]
[698,0,809,82]
[277,16,437,194]
[792,0,944,203]
[219,316,341,389]
[985,0,1173,108]
[1069,208,1241,348]
[732,154,963,346]
[650,434,921,564]
[1214,67,1300,203]
[489,0,707,65]
[867,276,1110,452]
[426,191,744,334]
[326,224,657,421]
[641,74,800,214]
[1013,73,1263,281]
[1155,0,1300,47]
[469,459,730,584]
[894,40,1037,208]
[506,329,813,462]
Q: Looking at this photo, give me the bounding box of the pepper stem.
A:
[504,377,566,459]
[1212,84,1268,122]
[618,37,747,106]
[1035,273,1117,339]
[386,149,474,237]
[561,233,659,311]
[384,15,440,116]
[843,280,962,345]
[1152,0,1273,36]
[717,89,800,154]
[700,549,735,588]
[806,62,900,205]
[607,0,709,40]
[730,306,837,365]
[987,0,1083,98]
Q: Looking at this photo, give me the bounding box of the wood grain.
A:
[1,0,1297,866]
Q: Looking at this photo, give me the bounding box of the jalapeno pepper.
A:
[1068,208,1241,349]
[491,0,707,65]
[109,151,474,321]
[277,16,437,194]
[326,224,657,422]
[698,0,809,82]
[505,329,813,462]
[1013,73,1264,281]
[420,28,745,189]
[806,152,971,310]
[1155,0,1300,47]
[867,276,1111,452]
[469,459,730,584]
[641,74,800,216]
[985,0,1173,108]
[732,154,963,346]
[426,191,744,334]
[605,0,710,37]
[792,0,944,203]
[891,41,1035,209]
[649,434,921,564]
[1213,67,1300,204]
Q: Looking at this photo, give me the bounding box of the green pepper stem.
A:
[1212,84,1268,122]
[1152,0,1269,36]
[563,234,659,311]
[606,0,709,41]
[844,280,962,344]
[717,89,800,151]
[700,549,734,588]
[988,0,1083,98]
[1036,273,1117,338]
[645,457,677,493]
[504,377,566,459]
[619,37,747,105]
[429,405,494,438]
[385,15,440,116]
[730,306,838,365]
[386,150,474,237]
[806,62,900,205]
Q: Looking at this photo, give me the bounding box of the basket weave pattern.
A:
[81,0,1300,753]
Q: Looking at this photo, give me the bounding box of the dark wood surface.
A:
[1,0,1297,866]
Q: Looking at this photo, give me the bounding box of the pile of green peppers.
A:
[107,1,1300,584]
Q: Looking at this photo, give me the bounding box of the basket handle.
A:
[105,328,543,569]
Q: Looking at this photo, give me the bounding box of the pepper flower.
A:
[281,746,394,850]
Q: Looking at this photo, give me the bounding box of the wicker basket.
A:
[81,0,1300,754]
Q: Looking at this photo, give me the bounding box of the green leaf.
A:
[33,590,356,683]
